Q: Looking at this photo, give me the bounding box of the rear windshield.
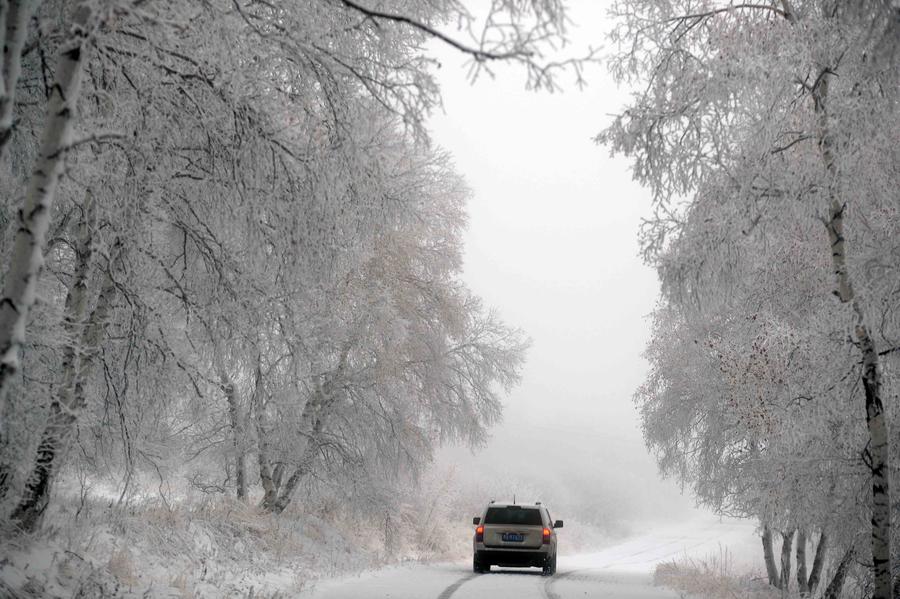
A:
[483,506,543,526]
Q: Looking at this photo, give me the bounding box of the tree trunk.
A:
[221,373,246,501]
[857,328,892,599]
[268,461,309,514]
[823,547,854,599]
[54,192,96,425]
[796,529,809,596]
[807,532,827,594]
[262,349,349,513]
[780,529,795,592]
[253,358,280,508]
[256,421,279,507]
[0,0,37,155]
[11,235,120,530]
[9,190,95,529]
[0,4,92,480]
[384,511,397,554]
[762,523,781,587]
[816,73,892,599]
[272,463,285,489]
[71,238,122,412]
[266,414,321,514]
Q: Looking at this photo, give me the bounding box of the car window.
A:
[483,506,543,526]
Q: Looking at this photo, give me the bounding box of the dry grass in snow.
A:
[0,490,409,598]
[653,547,778,599]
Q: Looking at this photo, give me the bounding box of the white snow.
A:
[566,513,761,573]
[300,514,761,598]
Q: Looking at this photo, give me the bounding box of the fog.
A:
[6,2,896,596]
[429,1,698,530]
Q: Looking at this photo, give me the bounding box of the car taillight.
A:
[475,525,484,542]
[542,528,551,544]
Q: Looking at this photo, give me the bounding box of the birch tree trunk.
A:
[815,74,892,599]
[11,235,120,530]
[254,360,280,507]
[269,466,304,514]
[272,463,285,489]
[56,191,95,418]
[807,532,827,594]
[780,529,795,592]
[0,0,36,155]
[796,529,809,596]
[762,524,781,587]
[263,349,349,514]
[10,194,94,528]
[266,406,322,513]
[71,238,122,413]
[263,382,336,513]
[823,547,854,599]
[256,413,279,507]
[0,4,91,463]
[221,372,247,501]
[384,511,397,553]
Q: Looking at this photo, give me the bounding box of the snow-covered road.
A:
[303,564,676,599]
[301,516,761,599]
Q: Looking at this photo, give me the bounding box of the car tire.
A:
[542,553,557,576]
[473,556,487,573]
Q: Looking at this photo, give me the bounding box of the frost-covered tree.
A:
[0,0,556,533]
[250,144,528,514]
[602,1,900,596]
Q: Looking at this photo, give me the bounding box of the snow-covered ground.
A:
[0,502,761,599]
[302,514,761,599]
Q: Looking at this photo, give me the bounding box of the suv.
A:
[472,502,563,576]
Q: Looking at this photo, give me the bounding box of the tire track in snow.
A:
[542,568,584,599]
[542,538,685,598]
[436,573,478,599]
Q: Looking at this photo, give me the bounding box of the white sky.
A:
[428,1,698,526]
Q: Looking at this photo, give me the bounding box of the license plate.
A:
[502,533,525,542]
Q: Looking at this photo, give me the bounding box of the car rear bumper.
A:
[474,547,551,568]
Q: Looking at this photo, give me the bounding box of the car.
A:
[472,501,563,576]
